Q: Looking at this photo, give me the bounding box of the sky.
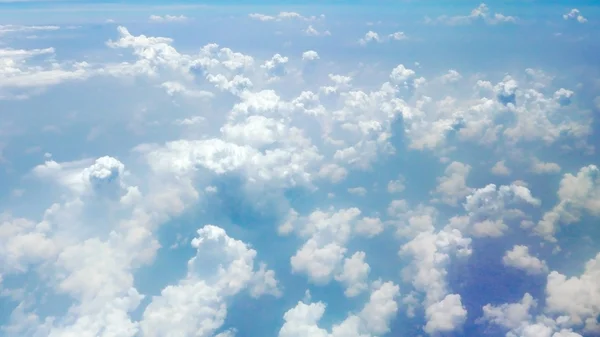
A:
[0,1,599,337]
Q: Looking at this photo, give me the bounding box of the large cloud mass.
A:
[0,2,599,337]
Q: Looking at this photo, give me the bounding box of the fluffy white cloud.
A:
[546,253,600,333]
[536,165,600,241]
[424,294,468,334]
[452,183,541,238]
[279,280,399,337]
[358,31,406,44]
[302,50,320,61]
[141,225,280,337]
[387,176,405,193]
[480,293,584,337]
[335,251,370,297]
[432,161,473,206]
[1,8,599,337]
[563,9,587,23]
[503,245,548,275]
[400,223,472,334]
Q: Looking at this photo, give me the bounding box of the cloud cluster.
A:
[0,6,598,337]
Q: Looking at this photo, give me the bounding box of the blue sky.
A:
[0,1,599,337]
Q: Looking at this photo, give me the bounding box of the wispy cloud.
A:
[425,3,517,26]
[149,14,189,23]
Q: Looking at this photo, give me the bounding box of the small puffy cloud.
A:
[530,158,561,174]
[302,50,320,61]
[432,161,473,206]
[390,64,416,83]
[387,176,405,193]
[359,31,407,45]
[554,88,574,106]
[261,53,289,78]
[388,31,407,40]
[502,245,548,275]
[491,160,511,176]
[424,294,468,335]
[563,9,587,23]
[347,187,367,196]
[148,14,189,23]
[304,25,331,36]
[359,31,381,45]
[355,217,384,237]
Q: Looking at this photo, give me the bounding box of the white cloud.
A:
[480,293,584,337]
[249,11,320,22]
[359,31,407,45]
[424,294,468,334]
[148,14,189,23]
[140,225,280,336]
[348,187,367,196]
[491,160,511,176]
[334,251,370,297]
[432,161,473,206]
[481,293,536,330]
[400,224,472,334]
[279,280,399,337]
[455,183,541,238]
[503,245,548,275]
[546,253,600,333]
[0,12,598,337]
[536,165,600,241]
[426,3,517,25]
[530,158,561,174]
[0,24,59,35]
[302,50,320,61]
[304,25,331,36]
[563,9,587,23]
[387,176,405,193]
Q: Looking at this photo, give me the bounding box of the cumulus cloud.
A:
[302,50,320,61]
[546,253,600,333]
[1,9,599,337]
[432,161,473,206]
[502,245,548,275]
[359,31,407,45]
[491,160,511,176]
[563,9,587,23]
[536,165,600,241]
[279,280,399,337]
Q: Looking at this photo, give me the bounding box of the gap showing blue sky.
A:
[0,1,599,337]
